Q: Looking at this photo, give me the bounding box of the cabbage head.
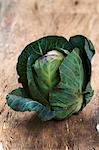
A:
[6,35,95,121]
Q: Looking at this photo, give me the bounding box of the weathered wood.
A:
[0,0,99,149]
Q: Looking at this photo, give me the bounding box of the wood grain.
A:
[0,0,99,149]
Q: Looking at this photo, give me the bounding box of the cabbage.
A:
[6,35,95,121]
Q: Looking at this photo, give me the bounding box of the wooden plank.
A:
[0,0,99,150]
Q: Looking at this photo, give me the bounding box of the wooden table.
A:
[0,0,99,149]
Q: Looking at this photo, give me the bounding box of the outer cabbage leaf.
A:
[69,35,95,61]
[17,36,72,90]
[69,35,95,87]
[6,88,62,121]
[69,35,95,107]
[82,82,94,109]
[49,48,84,120]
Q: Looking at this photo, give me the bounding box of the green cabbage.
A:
[6,35,95,121]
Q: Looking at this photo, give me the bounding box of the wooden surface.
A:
[0,0,99,149]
